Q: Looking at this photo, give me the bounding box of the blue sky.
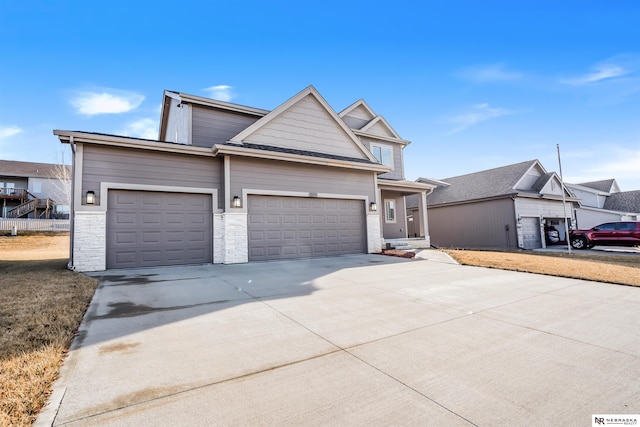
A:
[1,1,639,189]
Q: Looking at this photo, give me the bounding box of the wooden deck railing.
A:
[6,198,55,219]
[0,187,30,199]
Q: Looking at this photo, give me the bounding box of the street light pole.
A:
[557,144,572,254]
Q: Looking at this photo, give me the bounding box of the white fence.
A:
[0,218,70,232]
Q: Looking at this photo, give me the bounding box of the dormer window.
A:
[371,144,392,167]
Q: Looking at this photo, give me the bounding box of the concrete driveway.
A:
[38,251,640,426]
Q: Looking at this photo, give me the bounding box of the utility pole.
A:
[557,144,572,254]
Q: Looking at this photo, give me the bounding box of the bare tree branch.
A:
[48,148,72,213]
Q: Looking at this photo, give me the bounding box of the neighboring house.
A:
[407,160,580,250]
[0,160,69,219]
[54,85,433,272]
[566,179,640,229]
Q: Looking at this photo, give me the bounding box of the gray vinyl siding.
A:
[575,208,625,230]
[514,198,571,219]
[81,144,223,207]
[191,106,260,148]
[382,194,406,239]
[230,157,376,202]
[361,137,403,180]
[245,94,366,159]
[428,198,517,250]
[0,177,28,190]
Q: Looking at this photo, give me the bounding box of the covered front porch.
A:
[377,179,435,248]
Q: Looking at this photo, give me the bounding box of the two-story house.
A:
[566,179,640,229]
[0,160,69,219]
[55,86,433,271]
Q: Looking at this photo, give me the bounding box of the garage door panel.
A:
[266,214,281,224]
[115,212,137,225]
[266,230,281,240]
[141,231,162,244]
[269,246,284,256]
[248,195,365,261]
[521,217,542,250]
[186,231,207,242]
[107,190,212,269]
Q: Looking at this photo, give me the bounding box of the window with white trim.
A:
[385,199,396,223]
[371,144,393,167]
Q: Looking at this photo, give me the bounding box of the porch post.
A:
[418,190,429,238]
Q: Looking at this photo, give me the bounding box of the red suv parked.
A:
[569,221,640,249]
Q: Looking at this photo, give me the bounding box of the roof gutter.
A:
[213,144,391,172]
[68,135,76,270]
[54,130,214,157]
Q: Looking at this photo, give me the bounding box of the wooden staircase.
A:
[6,196,56,219]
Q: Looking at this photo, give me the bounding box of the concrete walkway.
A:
[38,250,640,426]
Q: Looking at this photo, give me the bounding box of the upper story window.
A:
[371,144,393,167]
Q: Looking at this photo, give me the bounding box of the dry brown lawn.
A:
[0,233,98,426]
[445,249,640,287]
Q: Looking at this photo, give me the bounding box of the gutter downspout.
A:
[68,136,76,270]
[421,186,435,240]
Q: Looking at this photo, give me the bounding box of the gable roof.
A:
[0,160,69,179]
[603,190,640,212]
[531,172,555,192]
[339,99,376,121]
[578,179,619,193]
[228,86,377,162]
[358,115,409,143]
[428,160,539,205]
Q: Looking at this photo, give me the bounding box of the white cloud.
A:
[594,148,640,179]
[562,61,631,86]
[122,118,158,140]
[460,63,523,82]
[0,125,22,139]
[564,147,640,189]
[203,85,233,102]
[447,103,513,134]
[70,89,145,115]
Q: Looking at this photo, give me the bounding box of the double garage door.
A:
[107,190,212,269]
[106,191,366,268]
[248,195,366,261]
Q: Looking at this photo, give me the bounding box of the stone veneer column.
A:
[366,214,382,253]
[73,211,106,272]
[223,212,248,264]
[213,213,224,264]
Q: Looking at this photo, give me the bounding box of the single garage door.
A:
[107,190,212,269]
[521,217,542,249]
[248,195,365,261]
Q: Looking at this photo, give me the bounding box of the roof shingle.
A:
[427,160,538,206]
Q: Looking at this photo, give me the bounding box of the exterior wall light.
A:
[232,196,241,208]
[370,202,377,212]
[86,191,95,205]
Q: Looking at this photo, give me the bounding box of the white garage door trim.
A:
[96,182,218,212]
